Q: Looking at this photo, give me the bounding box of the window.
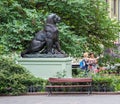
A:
[105,0,108,11]
[113,0,117,15]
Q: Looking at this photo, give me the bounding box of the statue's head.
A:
[46,13,61,24]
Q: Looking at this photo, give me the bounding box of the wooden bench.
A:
[46,77,92,95]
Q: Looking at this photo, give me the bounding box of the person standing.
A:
[88,52,98,73]
[80,52,89,75]
[83,52,89,70]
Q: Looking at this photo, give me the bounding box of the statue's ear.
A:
[52,15,56,22]
[52,14,56,19]
[53,14,59,22]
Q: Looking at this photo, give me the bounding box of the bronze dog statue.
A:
[21,14,65,57]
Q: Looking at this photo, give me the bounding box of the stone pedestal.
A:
[18,57,72,79]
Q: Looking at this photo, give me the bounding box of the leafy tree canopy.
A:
[0,0,119,57]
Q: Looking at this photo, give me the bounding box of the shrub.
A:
[73,68,120,92]
[0,56,47,95]
[92,75,115,91]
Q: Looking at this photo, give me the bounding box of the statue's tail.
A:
[21,50,28,57]
[21,51,25,57]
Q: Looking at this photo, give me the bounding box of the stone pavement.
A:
[0,95,120,104]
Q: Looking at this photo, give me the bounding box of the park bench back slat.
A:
[46,85,91,88]
[49,78,92,83]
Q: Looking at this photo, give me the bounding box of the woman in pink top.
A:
[88,53,98,73]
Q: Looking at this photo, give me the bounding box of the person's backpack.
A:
[79,59,86,70]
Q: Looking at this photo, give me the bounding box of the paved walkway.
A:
[0,95,120,104]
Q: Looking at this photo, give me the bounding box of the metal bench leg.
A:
[88,87,90,95]
[89,82,92,94]
[88,85,92,95]
[88,84,92,95]
[47,88,52,96]
[49,88,52,95]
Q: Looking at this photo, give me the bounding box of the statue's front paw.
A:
[47,52,53,55]
[60,50,65,54]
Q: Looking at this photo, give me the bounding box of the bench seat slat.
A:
[46,85,91,88]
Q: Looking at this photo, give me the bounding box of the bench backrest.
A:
[48,78,92,83]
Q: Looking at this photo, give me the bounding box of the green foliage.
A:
[0,0,48,52]
[58,23,86,57]
[44,0,120,54]
[0,0,119,56]
[0,45,5,55]
[98,53,120,67]
[92,75,115,91]
[0,56,46,95]
[113,76,120,91]
[73,68,120,91]
[55,70,67,78]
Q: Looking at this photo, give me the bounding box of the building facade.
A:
[106,0,120,53]
[106,0,119,19]
[106,0,120,43]
[118,0,120,43]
